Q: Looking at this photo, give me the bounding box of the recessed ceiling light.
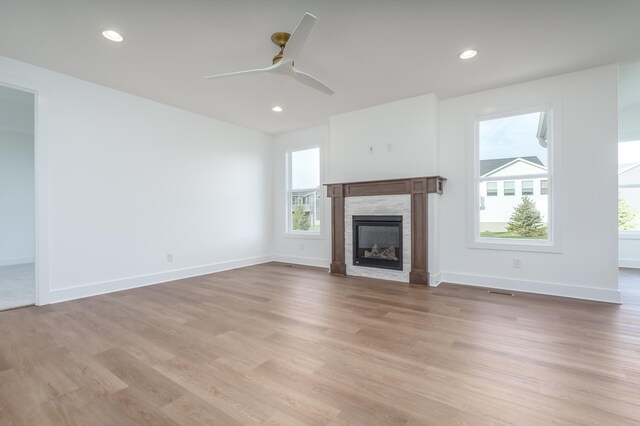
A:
[459,49,478,60]
[272,106,283,112]
[102,30,124,42]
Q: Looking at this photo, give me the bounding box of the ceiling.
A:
[1,0,639,135]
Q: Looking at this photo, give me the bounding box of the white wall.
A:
[0,129,35,266]
[439,65,619,302]
[271,125,331,267]
[328,94,439,183]
[0,55,273,304]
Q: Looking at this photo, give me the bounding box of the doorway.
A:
[0,84,35,310]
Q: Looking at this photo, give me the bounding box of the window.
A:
[287,147,321,234]
[619,140,640,232]
[476,109,551,242]
[486,182,497,196]
[540,179,548,195]
[504,181,515,196]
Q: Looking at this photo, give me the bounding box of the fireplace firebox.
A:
[352,215,403,271]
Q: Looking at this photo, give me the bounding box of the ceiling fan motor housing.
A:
[271,32,290,64]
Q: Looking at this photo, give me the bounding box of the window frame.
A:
[468,104,563,253]
[286,145,323,238]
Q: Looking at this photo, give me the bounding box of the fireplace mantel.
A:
[325,176,445,285]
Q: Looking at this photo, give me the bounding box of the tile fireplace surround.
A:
[326,176,445,285]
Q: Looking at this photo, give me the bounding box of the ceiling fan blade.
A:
[204,63,279,79]
[292,67,334,95]
[281,13,316,64]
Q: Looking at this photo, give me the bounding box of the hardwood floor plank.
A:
[1,262,640,425]
[94,348,186,407]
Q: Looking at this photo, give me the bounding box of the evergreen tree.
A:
[619,192,638,231]
[506,196,544,237]
[292,204,310,230]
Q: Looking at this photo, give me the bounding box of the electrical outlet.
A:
[166,253,174,262]
[513,258,521,268]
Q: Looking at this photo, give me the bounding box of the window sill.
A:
[619,232,640,240]
[284,232,324,240]
[468,238,562,253]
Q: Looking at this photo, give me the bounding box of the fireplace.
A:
[326,176,445,285]
[352,215,403,271]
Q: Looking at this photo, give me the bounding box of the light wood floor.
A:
[1,263,640,425]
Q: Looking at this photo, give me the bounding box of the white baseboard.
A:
[429,272,442,286]
[271,254,330,269]
[440,271,621,304]
[619,258,640,269]
[0,257,35,267]
[47,255,273,304]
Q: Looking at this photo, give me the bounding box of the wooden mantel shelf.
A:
[325,176,445,285]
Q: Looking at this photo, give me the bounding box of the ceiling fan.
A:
[204,13,334,95]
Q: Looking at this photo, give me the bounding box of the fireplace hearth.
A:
[353,215,403,270]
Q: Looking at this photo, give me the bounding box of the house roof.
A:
[480,156,544,176]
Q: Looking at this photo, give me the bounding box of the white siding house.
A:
[480,157,548,232]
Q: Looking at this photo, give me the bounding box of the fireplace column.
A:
[327,183,346,275]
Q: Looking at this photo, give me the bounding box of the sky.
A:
[479,112,548,165]
[291,147,320,189]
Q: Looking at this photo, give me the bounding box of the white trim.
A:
[468,103,564,254]
[0,257,35,267]
[283,232,324,240]
[619,232,640,240]
[271,254,330,268]
[619,259,640,269]
[0,74,50,306]
[440,271,620,304]
[48,255,273,304]
[429,272,442,286]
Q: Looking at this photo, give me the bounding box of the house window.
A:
[540,179,548,195]
[476,109,551,243]
[619,140,640,232]
[287,147,321,234]
[504,181,515,196]
[486,182,497,196]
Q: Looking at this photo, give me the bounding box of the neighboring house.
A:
[291,190,320,227]
[480,156,548,232]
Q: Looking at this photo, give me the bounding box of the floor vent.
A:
[488,290,514,296]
